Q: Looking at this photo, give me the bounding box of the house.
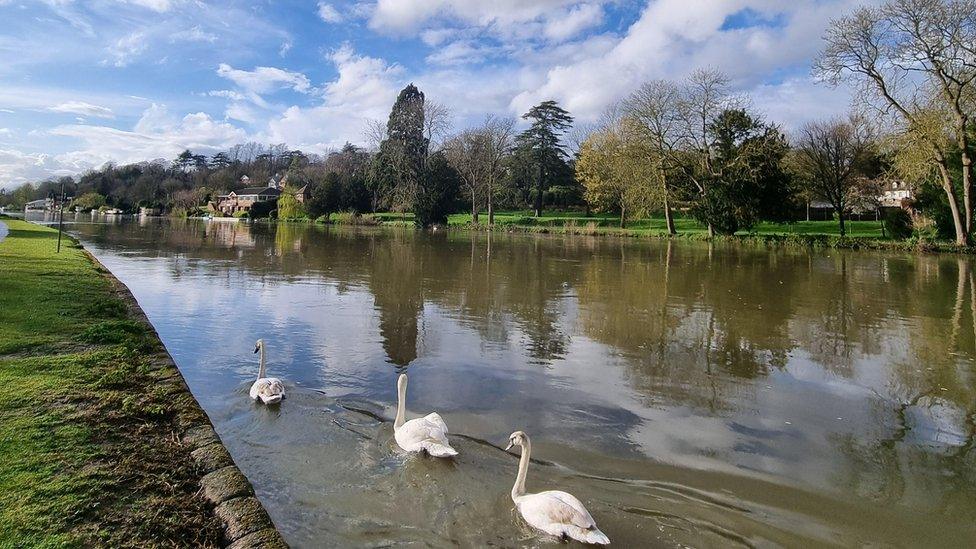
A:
[24,196,72,212]
[879,180,913,208]
[214,186,281,215]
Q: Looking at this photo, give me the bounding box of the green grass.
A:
[446,210,885,238]
[0,218,222,547]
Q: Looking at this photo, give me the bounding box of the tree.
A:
[72,192,106,212]
[174,150,195,174]
[577,128,627,225]
[576,116,659,228]
[443,129,488,223]
[690,109,793,235]
[790,115,877,236]
[209,152,231,170]
[624,80,688,234]
[423,100,453,151]
[682,69,735,237]
[414,152,459,227]
[373,84,429,212]
[480,115,516,224]
[306,173,343,221]
[516,100,574,217]
[276,187,306,219]
[816,0,976,245]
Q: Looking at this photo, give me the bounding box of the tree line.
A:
[2,0,973,243]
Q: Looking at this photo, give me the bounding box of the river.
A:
[34,213,976,547]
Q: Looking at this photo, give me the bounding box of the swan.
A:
[393,373,458,457]
[505,431,610,545]
[249,339,285,405]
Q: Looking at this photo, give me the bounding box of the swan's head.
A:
[505,430,528,451]
[254,339,264,354]
[397,373,407,390]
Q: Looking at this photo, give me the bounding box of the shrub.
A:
[247,199,276,219]
[883,208,913,240]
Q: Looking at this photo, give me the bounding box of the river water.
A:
[38,213,976,547]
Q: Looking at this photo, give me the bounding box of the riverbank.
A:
[0,218,286,547]
[448,221,975,254]
[345,211,974,254]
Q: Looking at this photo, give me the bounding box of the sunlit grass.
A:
[446,210,885,238]
[0,218,221,546]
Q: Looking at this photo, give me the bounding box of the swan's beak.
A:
[253,346,260,354]
[505,442,513,451]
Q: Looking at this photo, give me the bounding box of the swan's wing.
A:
[252,377,285,399]
[399,417,447,443]
[422,412,449,433]
[523,491,597,530]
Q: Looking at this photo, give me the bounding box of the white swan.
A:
[506,431,610,545]
[393,373,458,457]
[249,339,284,405]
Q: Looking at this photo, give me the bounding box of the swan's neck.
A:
[512,439,530,501]
[394,379,406,430]
[258,345,266,379]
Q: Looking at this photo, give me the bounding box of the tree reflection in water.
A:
[67,216,976,542]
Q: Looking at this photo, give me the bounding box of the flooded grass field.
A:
[46,214,976,547]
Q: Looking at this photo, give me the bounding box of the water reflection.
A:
[49,214,976,547]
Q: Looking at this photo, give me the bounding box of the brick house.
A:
[214,186,281,215]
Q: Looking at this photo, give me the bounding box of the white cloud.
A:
[50,103,246,168]
[369,0,602,34]
[0,149,88,189]
[262,44,403,150]
[170,26,218,44]
[317,2,343,23]
[506,0,867,124]
[544,3,603,42]
[47,101,115,119]
[107,31,148,67]
[216,63,312,96]
[119,0,174,12]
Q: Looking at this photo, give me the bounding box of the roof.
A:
[232,186,281,196]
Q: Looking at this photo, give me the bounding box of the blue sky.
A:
[0,0,868,189]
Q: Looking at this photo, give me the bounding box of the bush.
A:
[72,192,106,212]
[247,199,276,219]
[883,208,913,240]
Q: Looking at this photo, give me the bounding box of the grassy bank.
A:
[0,218,224,546]
[441,211,974,253]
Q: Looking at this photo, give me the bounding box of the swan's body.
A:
[506,431,609,545]
[393,374,457,457]
[250,339,284,405]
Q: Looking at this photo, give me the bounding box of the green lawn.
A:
[0,218,222,547]
[446,210,885,238]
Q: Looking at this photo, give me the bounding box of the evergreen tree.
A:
[414,152,459,227]
[516,100,574,216]
[690,109,793,234]
[373,84,429,211]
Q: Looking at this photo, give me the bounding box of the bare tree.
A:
[624,80,687,234]
[480,115,516,225]
[362,118,388,152]
[791,115,877,236]
[681,68,733,237]
[443,129,488,223]
[424,100,454,151]
[816,0,976,245]
[443,115,516,225]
